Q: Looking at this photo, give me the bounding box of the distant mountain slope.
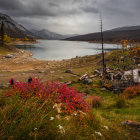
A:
[0,13,34,38]
[65,25,140,42]
[109,25,140,32]
[30,29,78,40]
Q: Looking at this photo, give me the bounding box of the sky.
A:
[0,0,140,34]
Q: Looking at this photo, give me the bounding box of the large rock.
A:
[83,79,92,84]
[4,54,14,58]
[65,69,72,73]
[0,84,9,89]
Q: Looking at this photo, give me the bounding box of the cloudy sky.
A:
[0,0,140,34]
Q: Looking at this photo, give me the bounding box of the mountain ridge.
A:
[65,25,140,42]
[30,29,78,40]
[0,13,34,38]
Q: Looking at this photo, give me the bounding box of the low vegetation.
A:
[0,44,140,140]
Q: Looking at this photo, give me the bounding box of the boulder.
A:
[0,84,9,89]
[4,54,14,58]
[83,79,92,84]
[121,120,140,131]
[65,69,72,73]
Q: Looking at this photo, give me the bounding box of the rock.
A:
[50,71,55,74]
[65,69,72,73]
[59,76,64,79]
[0,84,9,89]
[38,71,44,73]
[64,81,72,85]
[4,54,14,58]
[121,120,140,131]
[83,79,92,84]
[100,88,106,91]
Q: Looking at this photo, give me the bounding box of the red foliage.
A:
[5,78,89,114]
[123,84,140,98]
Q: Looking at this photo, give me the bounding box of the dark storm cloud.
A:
[0,0,140,34]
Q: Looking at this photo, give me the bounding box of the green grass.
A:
[0,84,140,140]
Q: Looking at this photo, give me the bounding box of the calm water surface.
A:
[15,40,121,60]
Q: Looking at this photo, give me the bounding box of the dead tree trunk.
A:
[100,16,106,80]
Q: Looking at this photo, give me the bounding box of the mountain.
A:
[30,29,78,40]
[109,25,140,32]
[65,25,140,42]
[0,13,34,38]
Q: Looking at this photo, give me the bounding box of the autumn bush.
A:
[86,95,102,108]
[116,97,127,108]
[5,78,89,114]
[123,84,140,98]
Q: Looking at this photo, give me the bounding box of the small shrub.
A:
[86,95,102,108]
[123,84,140,98]
[116,97,127,108]
[5,78,89,114]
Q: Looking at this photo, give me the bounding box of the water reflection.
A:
[15,40,121,60]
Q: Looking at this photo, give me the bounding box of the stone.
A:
[121,120,140,131]
[50,71,55,74]
[65,69,72,73]
[83,79,92,84]
[59,76,64,79]
[0,84,9,89]
[4,54,14,58]
[38,71,44,73]
[100,88,106,91]
[64,81,72,85]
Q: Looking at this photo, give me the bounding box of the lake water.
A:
[15,40,121,60]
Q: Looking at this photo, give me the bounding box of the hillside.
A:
[0,13,35,39]
[30,29,78,40]
[65,25,140,42]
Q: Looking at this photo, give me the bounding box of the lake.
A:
[15,40,121,60]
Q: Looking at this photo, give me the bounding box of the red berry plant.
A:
[123,84,140,98]
[5,78,89,114]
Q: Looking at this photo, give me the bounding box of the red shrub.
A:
[5,78,89,114]
[123,84,140,98]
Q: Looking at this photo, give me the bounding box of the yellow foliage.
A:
[0,33,11,43]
